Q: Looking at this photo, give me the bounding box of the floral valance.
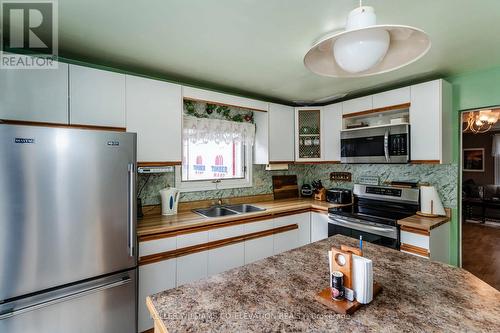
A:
[183,116,256,146]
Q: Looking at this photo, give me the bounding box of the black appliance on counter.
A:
[301,184,314,197]
[328,184,420,249]
[326,188,352,204]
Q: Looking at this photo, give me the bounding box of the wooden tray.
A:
[315,282,382,315]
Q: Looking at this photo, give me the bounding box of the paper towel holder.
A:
[417,184,447,217]
[416,201,441,217]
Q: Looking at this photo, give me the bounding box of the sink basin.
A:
[193,204,266,218]
[194,206,238,218]
[223,204,266,213]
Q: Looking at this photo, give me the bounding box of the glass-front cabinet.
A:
[295,107,323,162]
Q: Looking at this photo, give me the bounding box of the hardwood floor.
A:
[462,221,500,290]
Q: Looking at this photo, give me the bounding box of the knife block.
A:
[314,188,326,201]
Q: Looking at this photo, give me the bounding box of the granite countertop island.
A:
[146,235,500,332]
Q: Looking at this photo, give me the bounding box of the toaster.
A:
[326,188,352,204]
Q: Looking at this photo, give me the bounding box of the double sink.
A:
[194,204,266,218]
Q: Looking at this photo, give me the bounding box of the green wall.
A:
[446,65,500,266]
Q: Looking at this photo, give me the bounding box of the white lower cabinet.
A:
[138,211,318,331]
[176,252,208,286]
[311,212,330,242]
[138,237,177,332]
[176,231,209,286]
[273,213,310,254]
[245,236,274,264]
[273,229,298,254]
[138,259,176,332]
[400,222,451,264]
[244,219,275,264]
[208,225,245,275]
[297,213,311,247]
[208,243,245,275]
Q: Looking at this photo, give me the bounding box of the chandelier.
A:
[463,110,500,134]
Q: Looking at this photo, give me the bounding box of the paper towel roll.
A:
[420,186,446,216]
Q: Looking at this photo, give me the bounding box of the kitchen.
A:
[1,1,499,333]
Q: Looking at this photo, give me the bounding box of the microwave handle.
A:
[384,129,390,162]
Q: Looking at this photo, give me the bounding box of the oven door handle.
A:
[384,129,390,162]
[329,216,397,238]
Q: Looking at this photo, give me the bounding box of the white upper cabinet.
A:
[322,102,342,162]
[182,86,268,111]
[342,96,373,115]
[372,87,410,109]
[0,60,69,124]
[295,107,323,162]
[410,79,452,163]
[126,76,182,163]
[253,110,270,164]
[69,64,126,127]
[268,103,295,162]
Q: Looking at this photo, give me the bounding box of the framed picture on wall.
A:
[463,148,485,172]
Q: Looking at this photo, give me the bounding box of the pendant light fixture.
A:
[304,1,431,77]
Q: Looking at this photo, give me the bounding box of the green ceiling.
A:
[57,0,500,104]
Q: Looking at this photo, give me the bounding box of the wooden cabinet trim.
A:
[138,161,181,167]
[183,97,267,112]
[146,297,168,333]
[138,208,310,242]
[310,208,329,214]
[400,225,430,236]
[342,103,411,119]
[293,161,341,165]
[400,243,430,257]
[268,161,295,164]
[410,160,440,164]
[0,119,126,132]
[139,224,298,266]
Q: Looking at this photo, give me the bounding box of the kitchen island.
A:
[146,235,500,332]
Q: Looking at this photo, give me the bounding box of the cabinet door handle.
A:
[384,129,390,162]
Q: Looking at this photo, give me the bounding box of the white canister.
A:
[160,187,180,215]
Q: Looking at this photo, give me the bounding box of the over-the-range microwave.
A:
[340,124,410,164]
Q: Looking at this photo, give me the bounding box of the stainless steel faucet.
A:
[212,179,223,206]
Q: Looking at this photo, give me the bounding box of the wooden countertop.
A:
[137,198,349,240]
[397,210,450,232]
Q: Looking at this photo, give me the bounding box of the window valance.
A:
[183,116,256,146]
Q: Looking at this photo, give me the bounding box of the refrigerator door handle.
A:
[0,276,132,320]
[127,163,135,258]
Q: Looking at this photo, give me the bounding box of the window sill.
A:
[174,166,253,192]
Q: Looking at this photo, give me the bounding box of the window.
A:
[182,139,245,181]
[176,116,254,192]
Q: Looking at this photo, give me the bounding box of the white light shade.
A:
[479,110,491,122]
[333,28,390,73]
[304,5,431,78]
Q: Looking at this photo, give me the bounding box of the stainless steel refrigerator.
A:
[0,124,138,333]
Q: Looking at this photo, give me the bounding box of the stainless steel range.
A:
[328,184,420,249]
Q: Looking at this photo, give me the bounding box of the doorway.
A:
[460,107,500,290]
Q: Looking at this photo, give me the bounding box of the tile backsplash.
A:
[138,163,458,208]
